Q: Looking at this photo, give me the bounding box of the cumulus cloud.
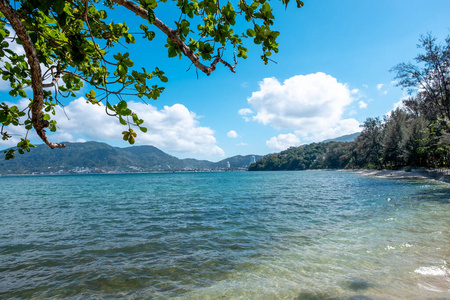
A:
[266,133,300,151]
[227,130,238,138]
[358,100,368,109]
[248,73,354,130]
[377,84,384,90]
[46,98,224,157]
[247,72,360,142]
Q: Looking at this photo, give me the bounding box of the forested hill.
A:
[249,109,450,172]
[248,141,354,171]
[0,142,262,175]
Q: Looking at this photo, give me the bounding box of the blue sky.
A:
[1,0,450,161]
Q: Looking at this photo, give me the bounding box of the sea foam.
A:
[414,266,449,276]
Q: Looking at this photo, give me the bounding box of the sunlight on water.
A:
[0,171,449,299]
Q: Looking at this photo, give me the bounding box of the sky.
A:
[1,0,450,161]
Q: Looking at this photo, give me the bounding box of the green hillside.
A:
[0,142,262,175]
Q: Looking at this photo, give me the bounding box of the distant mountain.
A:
[322,132,360,143]
[0,142,262,175]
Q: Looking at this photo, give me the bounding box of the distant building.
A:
[250,156,256,164]
[226,161,231,169]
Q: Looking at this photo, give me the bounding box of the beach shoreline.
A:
[346,168,450,184]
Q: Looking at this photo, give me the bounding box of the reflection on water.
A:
[0,171,449,299]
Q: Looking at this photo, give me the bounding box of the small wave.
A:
[417,283,445,293]
[414,266,449,276]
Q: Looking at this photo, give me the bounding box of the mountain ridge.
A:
[0,141,262,175]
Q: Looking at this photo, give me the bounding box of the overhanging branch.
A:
[112,0,236,75]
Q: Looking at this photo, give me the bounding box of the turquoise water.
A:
[0,171,449,299]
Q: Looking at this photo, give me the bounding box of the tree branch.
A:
[112,0,237,75]
[0,0,65,149]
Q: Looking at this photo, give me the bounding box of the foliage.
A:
[248,142,347,171]
[0,0,303,159]
[391,33,450,127]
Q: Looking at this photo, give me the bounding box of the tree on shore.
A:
[392,33,450,128]
[0,0,303,159]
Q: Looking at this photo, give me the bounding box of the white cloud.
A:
[47,98,224,157]
[393,99,405,110]
[247,72,358,142]
[236,142,248,146]
[376,83,389,95]
[358,100,368,109]
[348,110,357,116]
[362,84,368,88]
[227,130,238,138]
[351,88,359,94]
[238,108,254,122]
[266,133,300,151]
[238,108,253,115]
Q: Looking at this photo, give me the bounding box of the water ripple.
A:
[0,171,449,299]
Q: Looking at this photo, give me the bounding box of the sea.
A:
[0,171,449,299]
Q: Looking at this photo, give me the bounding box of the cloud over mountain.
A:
[50,98,224,157]
[266,133,300,150]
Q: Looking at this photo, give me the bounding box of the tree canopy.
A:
[0,0,303,159]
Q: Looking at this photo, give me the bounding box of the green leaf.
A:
[117,100,127,113]
[147,9,156,24]
[119,116,127,125]
[106,101,115,112]
[53,0,66,14]
[296,0,304,8]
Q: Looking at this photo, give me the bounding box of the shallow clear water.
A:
[0,171,449,299]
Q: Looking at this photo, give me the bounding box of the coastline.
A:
[347,168,450,184]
